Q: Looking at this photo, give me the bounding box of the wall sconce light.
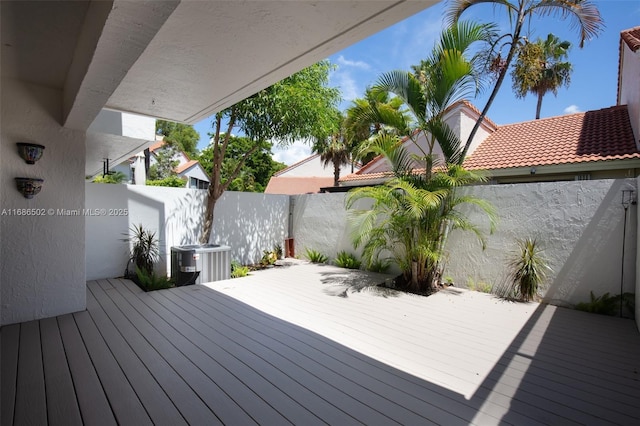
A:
[530,167,536,175]
[16,143,45,164]
[15,177,44,199]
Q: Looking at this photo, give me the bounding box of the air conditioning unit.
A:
[171,244,231,286]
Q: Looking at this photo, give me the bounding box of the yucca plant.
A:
[507,238,550,302]
[334,251,361,269]
[124,224,160,278]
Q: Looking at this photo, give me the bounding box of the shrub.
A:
[273,244,283,260]
[367,259,390,273]
[124,224,160,278]
[260,250,277,266]
[231,261,250,278]
[334,251,361,269]
[146,175,187,187]
[576,291,635,317]
[305,248,328,264]
[506,238,550,302]
[92,171,127,184]
[134,267,174,292]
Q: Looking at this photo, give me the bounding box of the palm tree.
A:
[512,34,572,119]
[371,21,497,170]
[446,0,604,160]
[312,111,351,186]
[346,135,496,292]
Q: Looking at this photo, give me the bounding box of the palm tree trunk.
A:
[535,92,543,119]
[460,13,525,162]
[333,160,340,186]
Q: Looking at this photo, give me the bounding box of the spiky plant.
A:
[507,238,550,302]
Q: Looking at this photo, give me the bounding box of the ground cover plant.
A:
[334,251,361,269]
[305,248,328,264]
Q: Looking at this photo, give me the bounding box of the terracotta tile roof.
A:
[264,176,335,195]
[175,159,199,174]
[463,105,639,171]
[621,26,640,52]
[148,140,165,153]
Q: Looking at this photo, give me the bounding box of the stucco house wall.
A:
[1,79,87,325]
[292,179,637,309]
[85,183,288,279]
[619,37,640,143]
[277,154,354,177]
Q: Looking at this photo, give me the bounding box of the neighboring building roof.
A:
[621,25,640,52]
[264,176,335,195]
[175,159,199,175]
[463,105,639,171]
[148,140,165,153]
[274,154,321,177]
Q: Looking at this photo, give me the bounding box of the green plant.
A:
[146,175,187,187]
[575,291,635,317]
[478,282,493,293]
[125,224,160,277]
[507,238,550,302]
[367,259,391,273]
[134,267,174,292]
[231,261,250,278]
[260,250,277,266]
[92,171,127,184]
[273,244,283,260]
[305,248,328,264]
[334,251,361,269]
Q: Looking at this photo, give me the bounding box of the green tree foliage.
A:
[198,136,286,193]
[201,60,340,243]
[347,136,496,293]
[445,0,604,160]
[312,109,351,186]
[368,21,496,169]
[512,34,572,119]
[147,143,180,181]
[146,175,187,187]
[156,119,200,158]
[345,22,498,292]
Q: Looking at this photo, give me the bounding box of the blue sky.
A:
[194,0,640,165]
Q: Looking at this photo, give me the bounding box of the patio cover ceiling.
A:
[1,0,437,172]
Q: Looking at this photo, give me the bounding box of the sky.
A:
[193,0,640,166]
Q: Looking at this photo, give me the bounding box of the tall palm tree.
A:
[446,0,604,160]
[312,111,350,186]
[372,21,497,171]
[512,34,572,119]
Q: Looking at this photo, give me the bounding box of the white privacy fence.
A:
[86,178,640,326]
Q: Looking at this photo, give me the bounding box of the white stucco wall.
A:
[446,179,637,307]
[85,183,288,279]
[1,79,87,325]
[292,179,638,308]
[619,43,640,145]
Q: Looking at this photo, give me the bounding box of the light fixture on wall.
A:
[16,142,45,164]
[15,177,44,199]
[530,167,536,175]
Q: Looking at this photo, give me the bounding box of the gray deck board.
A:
[40,317,83,426]
[14,320,47,426]
[2,264,640,425]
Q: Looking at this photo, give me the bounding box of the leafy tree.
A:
[201,60,340,243]
[512,34,572,119]
[445,0,604,160]
[148,143,179,180]
[156,120,200,158]
[146,175,187,187]
[198,135,286,192]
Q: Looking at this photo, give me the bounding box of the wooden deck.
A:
[2,262,640,425]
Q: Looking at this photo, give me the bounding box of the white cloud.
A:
[337,55,371,70]
[330,69,360,101]
[564,105,581,114]
[271,140,312,166]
